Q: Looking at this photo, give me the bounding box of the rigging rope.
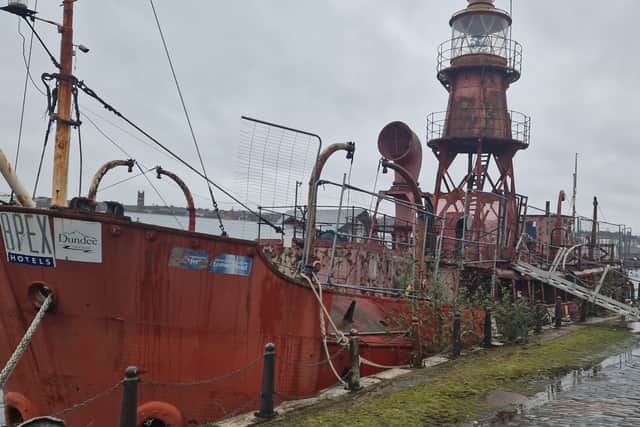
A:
[0,293,54,389]
[148,0,227,236]
[300,272,348,386]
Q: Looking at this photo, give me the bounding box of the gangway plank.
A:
[512,261,640,319]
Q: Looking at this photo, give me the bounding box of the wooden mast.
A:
[51,0,74,207]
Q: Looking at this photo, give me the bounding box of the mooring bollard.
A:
[482,310,492,348]
[255,343,276,419]
[452,313,461,357]
[348,329,362,391]
[118,366,139,427]
[410,315,423,368]
[534,302,543,334]
[554,297,562,328]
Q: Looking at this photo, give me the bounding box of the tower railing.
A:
[426,110,531,145]
[437,35,523,82]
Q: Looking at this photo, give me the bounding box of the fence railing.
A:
[437,35,523,84]
[426,109,531,145]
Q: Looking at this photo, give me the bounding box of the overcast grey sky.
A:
[0,1,638,232]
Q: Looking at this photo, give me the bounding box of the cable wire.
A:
[21,16,60,69]
[83,112,184,227]
[148,0,226,236]
[74,78,282,233]
[11,6,40,203]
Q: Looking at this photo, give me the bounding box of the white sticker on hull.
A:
[53,218,102,263]
[0,212,55,267]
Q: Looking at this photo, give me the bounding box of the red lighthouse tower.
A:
[427,0,530,262]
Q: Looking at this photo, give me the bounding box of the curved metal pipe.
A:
[87,159,135,204]
[377,121,422,184]
[381,159,426,290]
[302,142,355,267]
[0,149,35,208]
[155,166,196,232]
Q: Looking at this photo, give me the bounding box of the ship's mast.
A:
[51,0,74,207]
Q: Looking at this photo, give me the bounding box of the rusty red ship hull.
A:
[0,206,418,425]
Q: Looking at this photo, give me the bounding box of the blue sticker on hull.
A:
[209,254,252,276]
[168,247,210,270]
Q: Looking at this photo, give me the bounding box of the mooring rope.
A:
[300,272,348,386]
[359,356,410,370]
[0,293,54,389]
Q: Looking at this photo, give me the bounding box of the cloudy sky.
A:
[0,0,638,233]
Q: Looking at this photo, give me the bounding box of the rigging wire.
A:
[148,0,226,236]
[83,112,184,228]
[72,87,83,197]
[17,12,46,97]
[74,78,282,233]
[11,4,40,203]
[98,169,152,192]
[80,105,169,158]
[31,118,53,200]
[16,12,279,232]
[135,162,184,230]
[21,16,60,69]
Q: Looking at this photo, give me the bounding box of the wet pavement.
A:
[501,327,640,427]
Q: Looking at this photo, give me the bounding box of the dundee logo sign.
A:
[54,218,102,263]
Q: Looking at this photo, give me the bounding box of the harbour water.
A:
[131,212,282,241]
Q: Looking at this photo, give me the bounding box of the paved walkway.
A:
[504,348,640,427]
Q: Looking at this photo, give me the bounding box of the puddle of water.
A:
[475,322,640,426]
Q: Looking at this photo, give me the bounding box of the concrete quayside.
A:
[216,318,639,426]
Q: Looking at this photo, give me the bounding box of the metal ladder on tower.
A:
[465,153,491,225]
[512,260,640,318]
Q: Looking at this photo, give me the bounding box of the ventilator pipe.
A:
[381,159,426,290]
[0,149,35,208]
[302,142,355,268]
[377,121,422,184]
[87,159,135,204]
[155,166,196,232]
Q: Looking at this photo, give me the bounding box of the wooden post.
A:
[51,0,75,206]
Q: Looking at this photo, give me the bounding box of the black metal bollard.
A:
[534,302,543,334]
[482,310,492,348]
[255,343,276,419]
[579,300,588,322]
[118,366,139,427]
[348,329,362,391]
[410,315,423,368]
[554,297,562,328]
[452,313,461,357]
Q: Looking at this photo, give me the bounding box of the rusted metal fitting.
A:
[87,159,135,204]
[154,166,196,232]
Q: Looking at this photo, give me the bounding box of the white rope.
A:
[359,356,410,370]
[301,273,348,386]
[0,294,54,389]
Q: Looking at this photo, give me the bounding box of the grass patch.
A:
[274,324,633,427]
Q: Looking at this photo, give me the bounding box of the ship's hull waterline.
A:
[0,206,416,425]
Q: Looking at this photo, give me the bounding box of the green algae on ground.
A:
[275,324,632,427]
